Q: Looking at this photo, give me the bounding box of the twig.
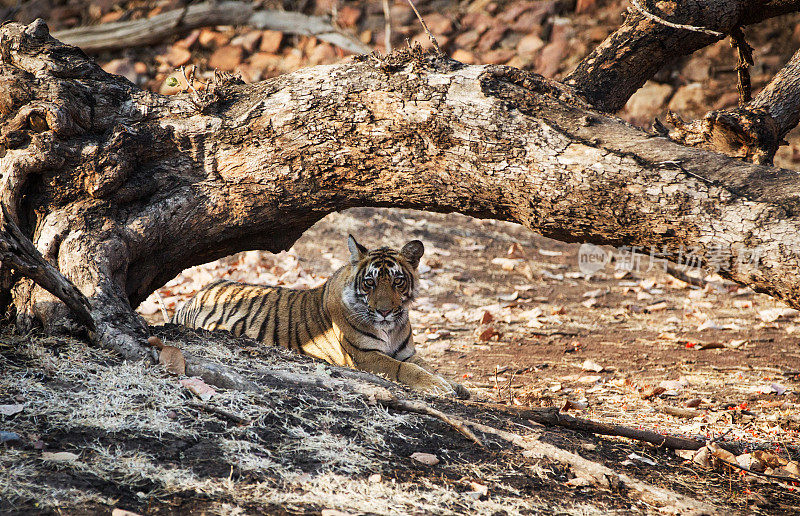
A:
[0,204,95,331]
[730,26,754,106]
[382,0,392,53]
[664,262,708,287]
[404,0,440,52]
[467,419,718,514]
[462,401,733,452]
[382,396,483,446]
[629,0,723,38]
[187,400,251,425]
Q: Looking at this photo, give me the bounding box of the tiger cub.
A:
[172,236,469,398]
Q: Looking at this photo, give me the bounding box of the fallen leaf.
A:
[581,297,597,308]
[469,481,488,498]
[581,359,604,373]
[410,452,439,465]
[644,301,668,312]
[538,249,562,257]
[507,242,526,259]
[480,311,493,325]
[627,453,657,466]
[180,378,217,401]
[477,326,501,342]
[0,404,24,416]
[159,345,186,376]
[565,476,592,488]
[112,509,144,516]
[41,451,79,462]
[561,399,587,411]
[639,386,666,399]
[498,291,519,302]
[758,307,799,322]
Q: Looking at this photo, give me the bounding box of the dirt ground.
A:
[3,0,800,513]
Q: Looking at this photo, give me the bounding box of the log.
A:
[3,16,800,360]
[52,1,370,55]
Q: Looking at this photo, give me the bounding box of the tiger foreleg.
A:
[407,355,471,399]
[349,349,458,397]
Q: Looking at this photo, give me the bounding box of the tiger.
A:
[172,235,469,398]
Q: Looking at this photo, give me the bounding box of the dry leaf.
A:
[479,311,493,325]
[159,345,186,376]
[507,242,526,259]
[640,386,666,399]
[180,378,216,401]
[0,404,24,416]
[581,359,604,373]
[410,452,439,465]
[41,451,79,462]
[477,326,501,342]
[644,301,668,312]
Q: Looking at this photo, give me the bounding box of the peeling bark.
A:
[3,20,800,359]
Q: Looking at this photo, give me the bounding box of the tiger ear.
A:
[400,240,424,268]
[347,234,367,264]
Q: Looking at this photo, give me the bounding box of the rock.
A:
[156,46,192,68]
[624,81,673,123]
[102,58,140,84]
[517,33,544,55]
[424,13,454,35]
[208,45,245,71]
[249,52,281,72]
[309,44,338,65]
[668,83,707,117]
[454,30,481,49]
[198,28,229,48]
[232,31,262,54]
[260,30,283,53]
[175,29,201,49]
[477,25,506,52]
[337,5,361,27]
[389,5,414,25]
[482,49,516,65]
[682,56,712,82]
[575,0,599,14]
[452,49,477,64]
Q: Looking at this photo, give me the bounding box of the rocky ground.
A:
[2,0,800,514]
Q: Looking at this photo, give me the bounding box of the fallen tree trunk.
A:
[2,18,800,359]
[52,1,371,55]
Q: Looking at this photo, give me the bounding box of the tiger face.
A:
[343,235,424,330]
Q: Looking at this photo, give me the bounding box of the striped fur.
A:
[172,236,469,397]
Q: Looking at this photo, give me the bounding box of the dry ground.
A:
[3,0,800,514]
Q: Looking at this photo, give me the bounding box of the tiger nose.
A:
[377,308,393,317]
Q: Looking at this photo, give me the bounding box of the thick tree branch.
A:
[52,1,370,55]
[565,0,800,113]
[668,46,800,164]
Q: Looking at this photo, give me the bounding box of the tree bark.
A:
[668,47,800,164]
[3,19,800,359]
[564,0,800,114]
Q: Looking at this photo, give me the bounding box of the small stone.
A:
[232,31,262,53]
[208,45,245,71]
[309,43,338,65]
[368,473,382,483]
[337,5,361,27]
[452,49,476,64]
[424,13,454,35]
[260,30,283,53]
[102,58,140,84]
[481,49,515,65]
[156,46,192,68]
[517,33,544,55]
